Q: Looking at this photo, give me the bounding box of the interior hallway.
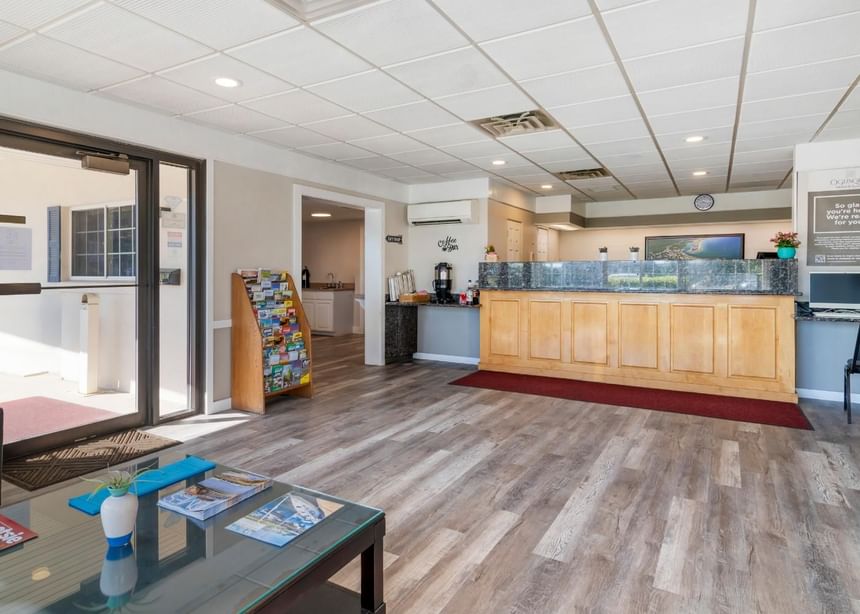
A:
[3,335,859,613]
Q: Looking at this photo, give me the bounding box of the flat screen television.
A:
[810,272,860,310]
[645,233,744,260]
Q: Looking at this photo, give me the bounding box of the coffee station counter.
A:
[477,259,799,402]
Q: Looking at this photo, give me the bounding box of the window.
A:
[71,204,136,278]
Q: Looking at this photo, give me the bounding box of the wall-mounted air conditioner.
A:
[407,200,474,226]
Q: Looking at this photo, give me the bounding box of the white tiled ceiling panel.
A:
[0,0,855,195]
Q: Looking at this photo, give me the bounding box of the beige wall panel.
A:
[571,302,609,365]
[670,304,715,374]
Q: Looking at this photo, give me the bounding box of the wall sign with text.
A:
[438,236,458,252]
[385,234,403,244]
[807,189,860,265]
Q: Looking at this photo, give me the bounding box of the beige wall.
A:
[488,199,537,261]
[558,220,790,260]
[302,219,363,286]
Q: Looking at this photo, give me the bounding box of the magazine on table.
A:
[157,470,272,521]
[225,491,343,547]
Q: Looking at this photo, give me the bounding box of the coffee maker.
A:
[433,262,454,304]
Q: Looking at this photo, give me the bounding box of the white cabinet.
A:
[302,290,353,336]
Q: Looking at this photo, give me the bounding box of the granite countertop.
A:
[386,301,481,308]
[304,287,355,293]
[795,314,860,323]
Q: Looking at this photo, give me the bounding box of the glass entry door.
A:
[0,140,151,458]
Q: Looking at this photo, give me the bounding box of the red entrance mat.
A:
[450,370,812,430]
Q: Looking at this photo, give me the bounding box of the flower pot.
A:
[629,251,640,262]
[100,488,138,547]
[100,544,138,609]
[485,253,498,262]
[777,246,796,259]
[599,252,608,261]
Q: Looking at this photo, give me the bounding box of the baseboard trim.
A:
[797,388,860,403]
[413,352,479,365]
[210,397,233,413]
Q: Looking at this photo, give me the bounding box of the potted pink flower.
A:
[770,231,800,259]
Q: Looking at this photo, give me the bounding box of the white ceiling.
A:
[0,0,857,202]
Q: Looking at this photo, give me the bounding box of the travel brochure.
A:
[237,268,311,394]
[157,470,272,521]
[226,491,343,547]
[0,514,37,552]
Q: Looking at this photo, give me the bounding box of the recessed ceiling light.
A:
[685,135,705,143]
[491,160,506,166]
[541,184,553,190]
[214,77,241,88]
[692,170,708,176]
[311,212,332,218]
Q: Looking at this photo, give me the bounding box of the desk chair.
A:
[844,327,860,424]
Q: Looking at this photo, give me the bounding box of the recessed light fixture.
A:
[214,77,241,88]
[491,160,506,166]
[541,184,553,190]
[311,212,332,218]
[685,135,705,143]
[692,170,708,176]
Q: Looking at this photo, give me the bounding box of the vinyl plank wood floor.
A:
[4,334,860,613]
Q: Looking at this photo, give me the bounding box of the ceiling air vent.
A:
[267,0,379,20]
[471,110,558,138]
[555,168,610,181]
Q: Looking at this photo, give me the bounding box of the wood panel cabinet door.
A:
[529,300,562,360]
[488,299,520,357]
[619,303,659,369]
[315,301,334,332]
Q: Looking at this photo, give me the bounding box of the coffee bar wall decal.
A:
[438,236,458,252]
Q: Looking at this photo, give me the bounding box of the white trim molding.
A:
[412,352,480,366]
[210,397,233,413]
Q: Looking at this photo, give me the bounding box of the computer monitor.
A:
[810,272,860,310]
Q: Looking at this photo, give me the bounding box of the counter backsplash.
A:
[478,259,798,295]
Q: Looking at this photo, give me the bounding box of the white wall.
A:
[586,189,791,219]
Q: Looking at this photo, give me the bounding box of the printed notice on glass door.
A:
[0,226,32,270]
[807,190,860,265]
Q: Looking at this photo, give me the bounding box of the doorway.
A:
[506,219,523,261]
[0,118,205,458]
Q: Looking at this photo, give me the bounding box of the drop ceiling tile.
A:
[572,118,652,145]
[308,70,422,112]
[388,148,457,166]
[364,100,459,132]
[503,170,558,182]
[625,38,744,92]
[663,141,731,161]
[301,114,392,141]
[494,164,547,178]
[738,114,827,139]
[734,132,812,152]
[466,153,534,170]
[43,2,211,72]
[251,126,335,148]
[604,0,748,59]
[434,84,533,120]
[0,20,25,45]
[824,108,860,129]
[612,162,672,181]
[378,166,438,180]
[159,54,290,102]
[588,137,658,158]
[749,13,860,73]
[815,124,860,142]
[550,95,641,129]
[522,145,590,164]
[100,75,225,114]
[481,17,614,81]
[313,0,467,66]
[839,86,860,111]
[630,187,678,199]
[649,106,737,135]
[227,26,370,86]
[349,133,425,155]
[639,77,739,117]
[521,63,629,109]
[668,154,729,171]
[418,160,477,174]
[741,89,846,124]
[298,141,373,160]
[112,0,299,49]
[599,149,664,168]
[0,34,143,91]
[754,0,860,31]
[543,158,602,172]
[439,139,510,158]
[655,126,735,151]
[441,169,493,179]
[731,159,792,174]
[386,46,509,99]
[343,156,404,171]
[1,0,90,29]
[185,104,285,133]
[732,147,793,165]
[406,122,488,147]
[244,90,349,124]
[744,57,860,102]
[434,0,590,42]
[499,129,577,152]
[676,179,727,194]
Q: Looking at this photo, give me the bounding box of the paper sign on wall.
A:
[0,226,32,270]
[162,212,186,229]
[807,190,860,265]
[167,231,183,249]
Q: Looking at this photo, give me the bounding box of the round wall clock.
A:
[693,193,715,211]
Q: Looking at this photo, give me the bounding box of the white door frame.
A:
[292,185,385,366]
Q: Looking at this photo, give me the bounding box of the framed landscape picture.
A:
[645,234,745,260]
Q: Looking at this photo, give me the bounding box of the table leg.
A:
[360,521,385,614]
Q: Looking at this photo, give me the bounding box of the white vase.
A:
[599,252,608,261]
[100,544,138,609]
[629,251,640,261]
[100,490,138,547]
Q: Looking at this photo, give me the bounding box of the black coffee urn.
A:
[433,262,453,303]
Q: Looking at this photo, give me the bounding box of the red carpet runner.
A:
[451,370,812,430]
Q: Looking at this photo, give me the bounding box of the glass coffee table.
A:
[0,451,386,613]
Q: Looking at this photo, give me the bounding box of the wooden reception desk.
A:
[478,260,798,402]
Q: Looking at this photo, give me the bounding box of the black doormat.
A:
[3,429,179,491]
